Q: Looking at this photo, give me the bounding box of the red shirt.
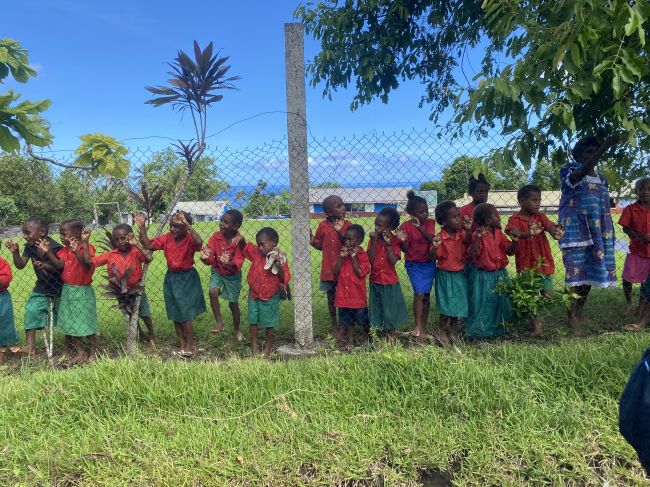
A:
[471,229,512,272]
[435,228,468,272]
[242,243,291,301]
[93,246,146,289]
[368,235,401,285]
[150,232,201,272]
[459,203,501,230]
[619,202,650,258]
[335,249,371,309]
[57,244,96,286]
[505,212,555,274]
[206,231,245,276]
[313,219,352,281]
[0,257,12,292]
[402,219,436,262]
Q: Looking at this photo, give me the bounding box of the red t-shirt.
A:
[0,257,12,292]
[150,232,201,272]
[58,244,96,286]
[313,219,352,281]
[242,243,291,301]
[402,219,436,262]
[619,202,650,258]
[93,246,146,289]
[206,231,245,276]
[367,235,402,285]
[334,249,371,309]
[459,203,501,230]
[435,228,468,272]
[505,212,555,274]
[471,229,512,272]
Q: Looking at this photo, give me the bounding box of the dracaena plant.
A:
[127,182,163,224]
[100,264,143,317]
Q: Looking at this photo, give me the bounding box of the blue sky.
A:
[5,0,445,156]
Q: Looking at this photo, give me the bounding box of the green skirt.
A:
[163,268,206,323]
[0,291,17,347]
[435,269,469,319]
[369,282,407,330]
[466,267,512,338]
[57,284,97,337]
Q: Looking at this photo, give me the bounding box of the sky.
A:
[5,0,445,157]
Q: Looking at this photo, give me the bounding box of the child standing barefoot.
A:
[200,209,245,340]
[505,185,564,336]
[333,224,371,349]
[6,217,62,356]
[0,245,18,364]
[138,211,206,358]
[242,227,291,358]
[368,208,407,339]
[430,201,472,345]
[311,195,351,341]
[620,177,650,320]
[399,191,436,338]
[40,221,97,363]
[466,204,517,339]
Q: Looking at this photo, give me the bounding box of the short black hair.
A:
[256,227,279,244]
[346,223,365,243]
[60,219,84,233]
[405,190,427,215]
[377,207,400,230]
[322,195,343,214]
[473,203,496,227]
[468,173,490,193]
[223,209,243,227]
[635,177,650,193]
[172,210,193,225]
[434,200,457,224]
[517,184,542,201]
[23,217,49,234]
[572,136,601,163]
[113,223,133,235]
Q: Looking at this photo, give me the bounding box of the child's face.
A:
[410,202,429,223]
[471,183,490,205]
[113,229,131,252]
[219,213,238,235]
[343,229,361,248]
[169,221,187,240]
[577,144,600,164]
[256,235,276,256]
[443,207,461,230]
[374,215,392,234]
[60,226,81,246]
[637,181,650,205]
[520,192,542,214]
[487,209,501,228]
[325,197,346,219]
[22,223,45,245]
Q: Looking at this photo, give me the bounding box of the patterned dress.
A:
[558,163,616,288]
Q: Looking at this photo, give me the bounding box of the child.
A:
[505,185,564,336]
[367,207,407,338]
[0,244,18,364]
[632,277,650,330]
[200,209,245,340]
[620,177,650,324]
[138,211,206,358]
[430,201,472,345]
[466,204,517,338]
[459,173,496,230]
[398,190,435,338]
[39,220,96,363]
[242,227,291,358]
[333,224,371,348]
[92,223,155,347]
[6,217,63,356]
[311,195,351,340]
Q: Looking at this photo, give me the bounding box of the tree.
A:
[244,180,291,218]
[297,1,650,175]
[0,196,25,227]
[312,181,341,188]
[530,159,561,191]
[54,170,94,222]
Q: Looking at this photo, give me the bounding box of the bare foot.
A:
[624,323,646,332]
[210,321,225,334]
[71,352,88,364]
[18,346,36,357]
[436,329,450,346]
[624,303,635,316]
[532,318,543,337]
[234,331,244,342]
[410,326,426,338]
[146,339,156,352]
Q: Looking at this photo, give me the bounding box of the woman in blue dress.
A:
[558,135,619,332]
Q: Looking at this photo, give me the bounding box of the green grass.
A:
[1,333,648,485]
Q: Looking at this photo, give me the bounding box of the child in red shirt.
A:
[459,173,498,233]
[430,201,472,345]
[368,207,407,338]
[0,247,18,364]
[200,209,245,340]
[311,195,351,340]
[334,224,371,349]
[398,190,435,339]
[92,223,155,348]
[242,227,291,358]
[138,211,206,358]
[620,177,650,324]
[40,220,96,363]
[505,185,564,335]
[466,204,517,338]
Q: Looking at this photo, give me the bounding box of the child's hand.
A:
[463,216,473,231]
[33,260,46,271]
[231,234,243,247]
[333,219,344,232]
[509,233,519,243]
[36,238,51,253]
[431,235,442,249]
[410,217,421,228]
[382,231,392,244]
[200,246,211,260]
[553,225,565,240]
[271,250,284,263]
[133,212,147,228]
[219,251,232,264]
[369,230,378,240]
[128,232,138,246]
[5,240,18,253]
[476,227,487,239]
[529,221,543,236]
[173,211,189,227]
[395,228,407,242]
[349,245,359,258]
[69,238,79,252]
[81,228,91,242]
[340,246,349,257]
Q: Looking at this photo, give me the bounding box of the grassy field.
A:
[0,333,648,485]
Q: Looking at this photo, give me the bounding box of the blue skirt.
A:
[404,261,436,294]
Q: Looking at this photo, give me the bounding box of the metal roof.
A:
[309,187,413,204]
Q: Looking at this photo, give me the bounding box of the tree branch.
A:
[26,144,101,171]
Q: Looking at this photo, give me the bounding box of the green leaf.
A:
[0,125,20,152]
[570,43,580,66]
[612,74,623,98]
